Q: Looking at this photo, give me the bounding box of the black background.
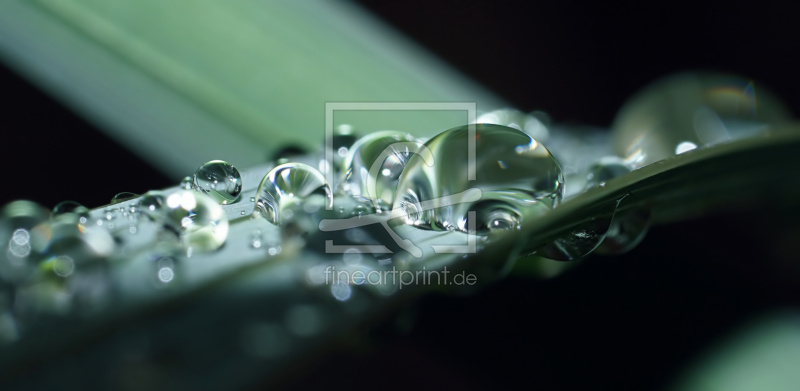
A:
[1,0,799,389]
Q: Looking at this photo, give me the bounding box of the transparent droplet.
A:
[137,191,166,220]
[50,255,75,277]
[31,212,117,263]
[153,256,177,285]
[163,190,229,253]
[193,160,243,205]
[1,200,50,233]
[110,192,139,204]
[612,72,791,168]
[250,230,262,249]
[11,229,30,246]
[340,131,421,209]
[392,124,564,234]
[52,201,90,221]
[584,156,633,190]
[255,163,332,225]
[477,108,550,142]
[596,209,651,255]
[536,215,614,261]
[180,176,193,190]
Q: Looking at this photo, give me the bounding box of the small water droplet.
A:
[153,256,177,285]
[52,201,90,220]
[136,192,165,220]
[50,255,75,277]
[255,163,332,225]
[331,283,352,301]
[584,156,632,190]
[11,229,29,246]
[163,190,229,253]
[180,176,193,190]
[193,160,243,205]
[536,201,619,261]
[596,209,651,255]
[250,230,263,249]
[110,192,139,204]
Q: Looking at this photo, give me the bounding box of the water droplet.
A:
[612,72,791,168]
[50,255,75,277]
[675,141,697,154]
[52,201,90,220]
[584,156,632,190]
[137,192,165,219]
[31,212,116,263]
[596,209,651,255]
[255,163,332,225]
[536,215,614,261]
[193,160,243,205]
[340,131,421,208]
[1,200,50,232]
[154,256,176,285]
[331,283,352,301]
[11,229,29,246]
[271,145,307,162]
[393,124,563,234]
[477,108,550,142]
[163,190,229,253]
[250,230,262,249]
[180,176,193,190]
[110,192,139,204]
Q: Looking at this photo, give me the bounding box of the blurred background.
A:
[1,0,799,389]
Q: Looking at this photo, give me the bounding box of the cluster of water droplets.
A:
[5,72,789,345]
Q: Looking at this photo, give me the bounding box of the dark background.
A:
[1,0,799,389]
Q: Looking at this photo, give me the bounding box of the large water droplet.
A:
[340,131,421,209]
[612,72,791,168]
[255,163,332,225]
[193,160,243,205]
[163,190,229,253]
[392,124,564,233]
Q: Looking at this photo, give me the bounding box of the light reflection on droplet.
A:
[675,141,698,154]
[11,229,29,246]
[331,283,352,301]
[157,267,174,283]
[52,255,75,277]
